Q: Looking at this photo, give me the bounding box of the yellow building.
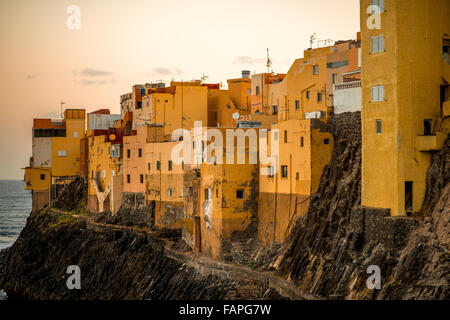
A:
[227,71,252,114]
[24,109,85,210]
[360,0,450,216]
[258,119,333,244]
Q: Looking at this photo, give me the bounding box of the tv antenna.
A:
[266,48,272,73]
[310,33,317,49]
[201,73,208,83]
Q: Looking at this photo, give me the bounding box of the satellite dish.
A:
[232,112,240,120]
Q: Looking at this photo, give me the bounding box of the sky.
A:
[0,0,360,180]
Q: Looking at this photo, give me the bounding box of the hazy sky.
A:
[0,0,359,180]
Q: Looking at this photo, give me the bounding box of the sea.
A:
[0,180,32,300]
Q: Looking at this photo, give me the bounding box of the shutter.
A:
[379,36,384,52]
[379,86,385,101]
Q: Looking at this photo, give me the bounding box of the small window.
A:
[376,119,382,134]
[295,100,300,110]
[140,174,144,184]
[57,150,67,157]
[281,165,288,178]
[371,85,385,102]
[157,161,160,170]
[284,130,288,143]
[296,172,299,180]
[317,92,322,103]
[204,188,211,200]
[306,91,310,99]
[148,163,151,171]
[182,161,185,171]
[73,131,78,138]
[300,136,304,147]
[111,170,115,177]
[189,187,193,197]
[313,65,319,75]
[324,138,330,145]
[332,73,338,84]
[127,149,131,158]
[102,170,106,178]
[168,188,173,197]
[168,160,172,171]
[272,105,278,115]
[256,86,260,96]
[371,35,385,53]
[127,174,131,184]
[138,148,142,158]
[40,174,45,180]
[216,189,219,198]
[236,189,245,199]
[268,166,274,178]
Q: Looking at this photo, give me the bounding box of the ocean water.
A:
[0,180,32,250]
[0,180,31,300]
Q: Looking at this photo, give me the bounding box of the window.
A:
[157,161,160,170]
[376,119,382,134]
[300,136,304,147]
[148,163,151,171]
[102,170,106,178]
[371,35,385,53]
[296,172,299,181]
[306,91,310,99]
[424,119,432,136]
[332,73,338,84]
[189,187,193,197]
[138,148,142,158]
[127,149,130,158]
[371,85,385,102]
[313,65,319,75]
[268,166,274,178]
[40,174,45,180]
[324,138,330,145]
[284,130,288,143]
[281,165,288,178]
[57,150,67,157]
[317,92,322,103]
[371,0,384,13]
[81,146,84,154]
[181,189,184,197]
[204,188,211,200]
[216,189,219,198]
[112,170,115,177]
[236,189,245,199]
[168,160,172,171]
[182,161,185,170]
[140,174,144,184]
[295,100,300,110]
[256,86,260,96]
[127,174,131,184]
[73,131,78,138]
[168,188,172,197]
[272,105,278,115]
[137,101,142,109]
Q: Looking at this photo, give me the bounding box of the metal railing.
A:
[334,81,361,91]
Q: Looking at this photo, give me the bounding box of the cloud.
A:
[233,56,266,65]
[80,79,108,86]
[80,68,114,77]
[149,67,184,77]
[26,74,37,80]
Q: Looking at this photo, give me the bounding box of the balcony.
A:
[416,132,447,152]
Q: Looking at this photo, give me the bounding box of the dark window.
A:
[157,161,160,170]
[148,163,151,171]
[268,166,274,178]
[405,181,413,215]
[140,174,144,184]
[300,136,304,147]
[324,138,330,145]
[168,160,172,171]
[272,105,278,115]
[256,86,260,96]
[284,130,288,143]
[376,119,382,134]
[236,189,245,199]
[182,161,185,170]
[313,65,319,75]
[424,119,432,136]
[306,91,310,99]
[216,189,219,198]
[204,188,210,200]
[281,165,288,178]
[295,100,300,110]
[296,172,299,180]
[317,92,322,103]
[127,149,131,158]
[127,175,131,184]
[40,174,45,180]
[138,148,142,158]
[137,101,142,109]
[189,187,193,197]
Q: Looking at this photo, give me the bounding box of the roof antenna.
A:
[266,48,272,74]
[310,33,317,49]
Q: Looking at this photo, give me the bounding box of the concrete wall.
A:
[32,138,52,167]
[333,83,362,114]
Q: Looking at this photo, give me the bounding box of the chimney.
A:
[241,70,250,79]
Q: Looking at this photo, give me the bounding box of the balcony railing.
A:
[334,81,361,91]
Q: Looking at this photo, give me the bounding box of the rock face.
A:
[278,112,449,300]
[0,211,266,300]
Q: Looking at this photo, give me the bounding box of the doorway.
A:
[405,181,413,216]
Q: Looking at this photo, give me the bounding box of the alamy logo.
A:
[366,5,382,30]
[366,265,381,290]
[170,121,279,176]
[66,5,81,30]
[66,265,81,290]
